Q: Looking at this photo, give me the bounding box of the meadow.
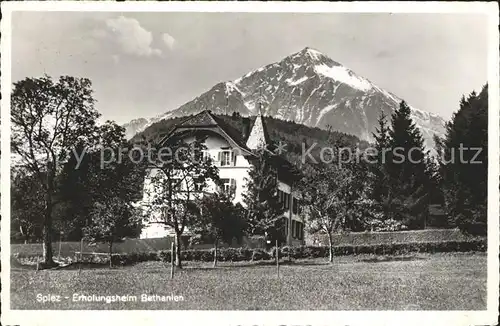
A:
[10,252,486,310]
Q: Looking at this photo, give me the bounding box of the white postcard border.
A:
[1,2,498,326]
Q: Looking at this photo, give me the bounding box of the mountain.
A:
[123,118,149,140]
[124,47,446,147]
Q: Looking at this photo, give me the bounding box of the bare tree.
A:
[141,136,219,268]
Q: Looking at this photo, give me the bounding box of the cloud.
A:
[105,16,161,57]
[162,33,176,50]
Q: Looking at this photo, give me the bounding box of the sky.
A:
[11,11,489,124]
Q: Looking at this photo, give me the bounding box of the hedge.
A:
[10,229,480,257]
[308,228,482,247]
[156,239,486,264]
[13,239,486,267]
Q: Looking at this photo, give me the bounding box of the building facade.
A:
[139,110,305,246]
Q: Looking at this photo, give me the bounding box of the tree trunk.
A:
[387,187,394,220]
[109,240,113,268]
[327,232,334,263]
[213,240,218,268]
[42,163,57,269]
[42,200,55,267]
[20,225,29,244]
[175,233,183,269]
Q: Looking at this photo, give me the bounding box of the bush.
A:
[158,239,485,263]
[251,248,271,261]
[368,219,408,232]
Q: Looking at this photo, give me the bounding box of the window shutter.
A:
[217,151,222,163]
[230,179,236,195]
[231,151,236,166]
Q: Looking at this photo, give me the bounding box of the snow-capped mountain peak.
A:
[313,64,373,92]
[304,47,324,60]
[123,47,446,148]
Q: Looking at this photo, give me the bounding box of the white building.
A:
[140,110,305,246]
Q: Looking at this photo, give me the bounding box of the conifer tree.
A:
[373,111,391,152]
[437,85,487,235]
[242,151,286,244]
[370,112,391,204]
[380,101,431,228]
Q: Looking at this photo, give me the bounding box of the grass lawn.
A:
[10,252,486,310]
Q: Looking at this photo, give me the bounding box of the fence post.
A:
[78,237,84,274]
[276,240,279,278]
[58,231,63,261]
[170,241,175,280]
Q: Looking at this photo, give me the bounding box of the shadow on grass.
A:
[184,259,331,271]
[11,255,429,273]
[357,255,427,263]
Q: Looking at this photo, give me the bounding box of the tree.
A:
[77,122,145,266]
[369,111,392,208]
[142,136,219,268]
[300,135,378,262]
[83,198,141,268]
[242,151,286,244]
[191,192,246,267]
[300,160,377,263]
[436,85,488,235]
[11,75,100,267]
[380,100,431,228]
[55,121,145,241]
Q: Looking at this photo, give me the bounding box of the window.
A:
[219,178,236,196]
[218,149,236,166]
[220,151,231,166]
[278,190,291,210]
[292,198,299,214]
[201,150,212,163]
[194,181,204,192]
[292,220,296,239]
[293,221,303,240]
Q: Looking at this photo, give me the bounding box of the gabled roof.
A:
[156,109,301,182]
[179,110,219,127]
[158,110,255,156]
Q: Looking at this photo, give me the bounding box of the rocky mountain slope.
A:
[123,47,446,147]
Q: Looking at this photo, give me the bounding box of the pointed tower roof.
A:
[246,103,271,150]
